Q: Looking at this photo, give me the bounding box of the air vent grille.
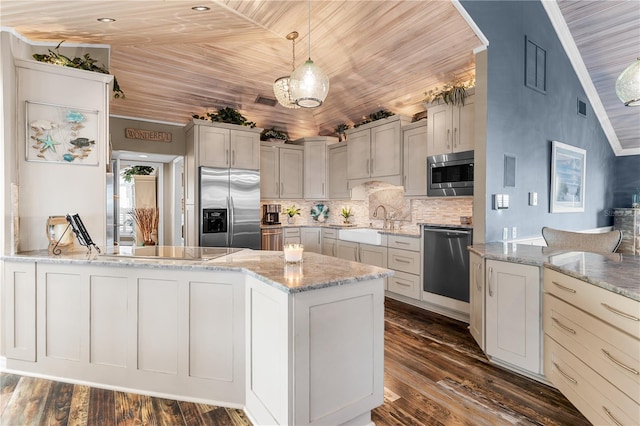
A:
[255,96,277,107]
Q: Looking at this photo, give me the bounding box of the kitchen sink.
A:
[338,228,383,245]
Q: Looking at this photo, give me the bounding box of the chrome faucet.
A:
[373,205,388,229]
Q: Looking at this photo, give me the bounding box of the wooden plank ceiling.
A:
[557,0,640,152]
[0,0,481,140]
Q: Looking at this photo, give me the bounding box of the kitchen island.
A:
[2,248,391,426]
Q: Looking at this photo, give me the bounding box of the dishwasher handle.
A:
[424,227,472,235]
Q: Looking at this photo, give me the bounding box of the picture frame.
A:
[550,141,586,213]
[25,101,99,165]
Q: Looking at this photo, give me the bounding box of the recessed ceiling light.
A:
[97,17,116,23]
[191,6,210,11]
[139,154,148,158]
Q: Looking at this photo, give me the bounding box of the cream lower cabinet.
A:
[336,240,387,271]
[321,228,338,257]
[469,252,485,349]
[283,227,301,245]
[543,268,639,426]
[301,227,322,253]
[485,259,541,374]
[386,235,421,300]
[3,261,37,361]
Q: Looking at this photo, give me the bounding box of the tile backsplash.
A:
[263,182,473,232]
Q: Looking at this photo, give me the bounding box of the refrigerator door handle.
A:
[228,196,234,245]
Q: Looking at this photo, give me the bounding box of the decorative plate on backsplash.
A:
[310,204,330,222]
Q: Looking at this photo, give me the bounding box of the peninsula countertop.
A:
[469,242,640,301]
[3,247,393,294]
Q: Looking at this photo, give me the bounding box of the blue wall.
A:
[614,155,640,208]
[461,0,616,241]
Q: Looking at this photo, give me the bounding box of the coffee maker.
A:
[262,204,281,225]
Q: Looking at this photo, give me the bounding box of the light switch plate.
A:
[493,194,510,210]
[512,227,517,239]
[503,227,509,240]
[529,192,538,206]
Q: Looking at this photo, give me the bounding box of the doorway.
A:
[112,151,183,247]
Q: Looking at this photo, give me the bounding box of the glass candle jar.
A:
[283,243,304,263]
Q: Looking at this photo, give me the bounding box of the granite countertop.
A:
[3,248,392,294]
[261,223,422,237]
[469,242,640,301]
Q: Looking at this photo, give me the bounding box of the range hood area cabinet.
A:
[345,115,411,188]
[291,136,338,200]
[426,94,475,156]
[260,143,304,199]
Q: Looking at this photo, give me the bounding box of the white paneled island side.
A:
[2,248,391,426]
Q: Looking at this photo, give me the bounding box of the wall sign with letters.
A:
[125,128,172,142]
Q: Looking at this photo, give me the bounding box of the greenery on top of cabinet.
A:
[193,107,256,127]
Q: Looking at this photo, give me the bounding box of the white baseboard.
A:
[385,292,470,324]
[0,367,244,409]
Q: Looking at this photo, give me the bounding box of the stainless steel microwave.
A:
[427,150,474,196]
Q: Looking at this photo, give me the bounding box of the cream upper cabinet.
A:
[329,142,349,200]
[199,126,230,168]
[291,136,338,200]
[402,121,428,196]
[469,252,485,349]
[186,119,261,171]
[485,259,541,374]
[230,130,260,170]
[346,115,411,187]
[427,94,475,156]
[260,143,303,199]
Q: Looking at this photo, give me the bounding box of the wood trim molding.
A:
[451,0,489,52]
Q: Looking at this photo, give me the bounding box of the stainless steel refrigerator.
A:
[199,166,260,249]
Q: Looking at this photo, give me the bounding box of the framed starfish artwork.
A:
[25,101,99,165]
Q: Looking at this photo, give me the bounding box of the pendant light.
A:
[273,31,301,109]
[290,0,329,108]
[615,57,640,107]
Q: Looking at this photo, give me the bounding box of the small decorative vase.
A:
[338,133,347,142]
[343,218,350,224]
[287,216,295,224]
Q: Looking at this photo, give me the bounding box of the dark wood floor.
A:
[1,298,588,425]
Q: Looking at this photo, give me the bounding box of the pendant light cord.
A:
[292,34,296,71]
[307,0,311,60]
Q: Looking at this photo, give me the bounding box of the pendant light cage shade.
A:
[273,31,301,109]
[290,59,330,108]
[273,76,300,109]
[615,57,640,107]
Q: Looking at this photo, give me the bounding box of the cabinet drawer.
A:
[323,228,338,239]
[387,234,420,252]
[283,227,300,237]
[388,248,420,275]
[544,294,639,402]
[388,271,420,299]
[544,268,640,338]
[545,335,639,426]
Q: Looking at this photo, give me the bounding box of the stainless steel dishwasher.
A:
[261,226,283,250]
[423,225,473,302]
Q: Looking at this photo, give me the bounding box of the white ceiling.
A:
[1,0,637,154]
